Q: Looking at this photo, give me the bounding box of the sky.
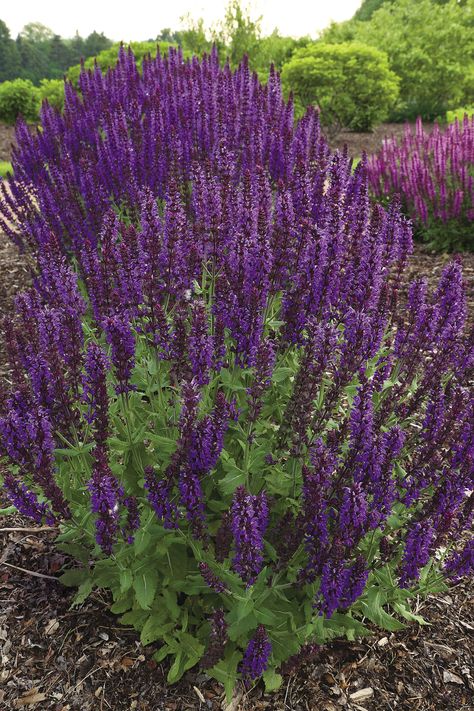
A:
[2,0,362,41]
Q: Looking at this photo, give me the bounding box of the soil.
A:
[329,122,435,158]
[0,124,16,164]
[0,120,473,711]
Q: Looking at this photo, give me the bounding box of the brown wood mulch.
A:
[1,121,473,711]
[0,123,16,165]
[331,122,435,158]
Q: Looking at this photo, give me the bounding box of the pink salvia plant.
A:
[368,115,474,250]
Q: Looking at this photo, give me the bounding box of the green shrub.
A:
[0,161,13,178]
[446,106,474,124]
[321,0,474,121]
[0,79,40,124]
[281,42,399,133]
[67,41,177,84]
[39,78,65,112]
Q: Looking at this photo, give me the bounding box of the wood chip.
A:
[193,685,206,703]
[44,618,59,635]
[13,688,47,707]
[349,687,374,702]
[443,670,464,685]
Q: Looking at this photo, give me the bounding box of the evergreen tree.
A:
[0,19,21,81]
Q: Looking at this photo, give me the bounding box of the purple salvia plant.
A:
[0,47,472,691]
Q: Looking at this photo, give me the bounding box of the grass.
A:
[0,161,13,178]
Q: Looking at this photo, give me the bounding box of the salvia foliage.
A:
[0,47,473,697]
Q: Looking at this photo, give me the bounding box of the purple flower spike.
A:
[82,342,110,446]
[399,521,435,588]
[122,496,140,543]
[444,539,474,582]
[189,300,213,385]
[103,313,136,394]
[198,562,229,594]
[230,487,269,586]
[88,448,124,554]
[202,609,228,669]
[3,473,55,525]
[144,465,179,529]
[239,625,272,685]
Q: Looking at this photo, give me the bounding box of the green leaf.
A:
[146,433,177,454]
[263,669,283,692]
[392,602,427,625]
[57,542,91,564]
[361,588,405,631]
[54,443,95,458]
[270,630,301,662]
[120,608,150,630]
[218,458,246,496]
[0,506,16,515]
[93,559,120,588]
[162,589,181,620]
[140,611,171,645]
[157,543,189,579]
[272,367,294,383]
[120,568,133,593]
[325,613,371,641]
[161,632,204,683]
[227,598,257,641]
[264,466,292,496]
[59,568,88,587]
[154,644,173,663]
[110,592,133,614]
[208,651,241,703]
[134,568,159,610]
[134,528,153,555]
[72,578,94,605]
[178,632,205,670]
[167,651,184,684]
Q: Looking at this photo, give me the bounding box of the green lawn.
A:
[0,161,13,178]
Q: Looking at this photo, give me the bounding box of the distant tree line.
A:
[0,19,112,84]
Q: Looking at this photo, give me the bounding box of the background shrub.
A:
[1,48,473,697]
[0,78,40,124]
[281,42,399,133]
[321,0,474,121]
[39,78,65,111]
[368,116,474,251]
[0,161,13,178]
[446,106,474,124]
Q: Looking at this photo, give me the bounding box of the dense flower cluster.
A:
[239,625,272,684]
[0,48,472,692]
[367,116,474,250]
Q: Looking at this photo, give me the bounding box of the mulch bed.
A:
[0,120,473,710]
[0,123,16,164]
[1,515,473,711]
[330,122,435,158]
